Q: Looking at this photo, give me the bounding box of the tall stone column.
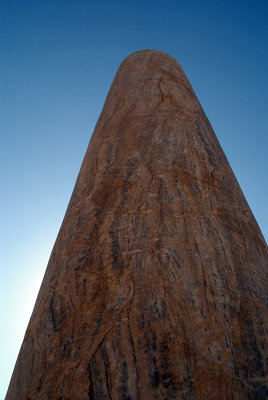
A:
[6,50,268,400]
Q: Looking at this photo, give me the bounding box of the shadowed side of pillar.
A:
[6,49,268,400]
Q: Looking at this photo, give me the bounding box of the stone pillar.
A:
[6,50,268,400]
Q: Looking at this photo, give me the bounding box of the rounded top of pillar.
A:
[111,49,191,97]
[122,49,180,63]
[118,49,183,74]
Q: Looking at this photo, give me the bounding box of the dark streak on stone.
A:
[87,363,95,400]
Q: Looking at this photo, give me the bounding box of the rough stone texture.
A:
[6,50,268,400]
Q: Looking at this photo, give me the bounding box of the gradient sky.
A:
[1,0,267,397]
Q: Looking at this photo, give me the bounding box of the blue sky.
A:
[1,0,267,397]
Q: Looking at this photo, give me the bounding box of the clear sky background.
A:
[1,0,267,397]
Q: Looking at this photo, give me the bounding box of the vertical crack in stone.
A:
[87,363,95,400]
[156,76,164,110]
[49,293,57,332]
[101,345,112,400]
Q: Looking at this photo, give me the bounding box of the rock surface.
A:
[6,50,268,400]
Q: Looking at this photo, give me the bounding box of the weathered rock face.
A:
[6,50,268,400]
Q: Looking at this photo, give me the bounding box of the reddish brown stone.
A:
[6,50,268,400]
